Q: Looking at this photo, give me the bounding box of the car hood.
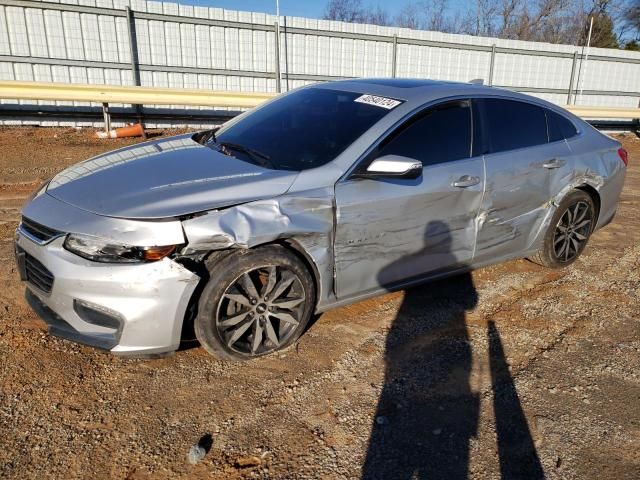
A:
[45,134,299,219]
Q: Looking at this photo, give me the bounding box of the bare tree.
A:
[323,0,393,26]
[626,0,640,38]
[498,0,521,37]
[365,5,392,26]
[609,0,639,42]
[424,0,460,32]
[394,0,465,33]
[509,0,567,41]
[470,0,499,36]
[323,0,366,23]
[570,0,620,47]
[395,2,423,29]
[322,0,630,48]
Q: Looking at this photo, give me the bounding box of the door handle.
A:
[452,175,481,188]
[542,158,566,169]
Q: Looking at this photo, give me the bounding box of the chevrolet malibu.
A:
[15,79,627,360]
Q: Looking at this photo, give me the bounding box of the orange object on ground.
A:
[96,123,144,139]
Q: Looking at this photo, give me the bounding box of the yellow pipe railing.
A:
[0,80,638,119]
[563,105,640,119]
[0,80,275,108]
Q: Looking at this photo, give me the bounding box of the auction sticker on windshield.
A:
[354,94,402,110]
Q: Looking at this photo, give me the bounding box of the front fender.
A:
[181,187,336,310]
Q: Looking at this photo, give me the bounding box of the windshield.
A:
[210,88,397,171]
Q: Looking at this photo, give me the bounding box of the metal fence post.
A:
[488,44,496,86]
[567,51,578,105]
[274,22,281,93]
[126,6,145,135]
[283,16,290,91]
[391,34,398,78]
[102,102,111,134]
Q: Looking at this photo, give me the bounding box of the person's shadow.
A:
[488,320,545,479]
[361,220,544,479]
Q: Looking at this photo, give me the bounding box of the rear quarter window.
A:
[546,109,578,142]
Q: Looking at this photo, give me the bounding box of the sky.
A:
[181,0,416,19]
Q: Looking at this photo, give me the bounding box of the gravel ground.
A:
[0,127,638,479]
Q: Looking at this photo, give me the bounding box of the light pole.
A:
[275,0,282,92]
[576,16,594,105]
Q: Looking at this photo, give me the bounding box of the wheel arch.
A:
[528,185,599,268]
[192,242,318,360]
[278,239,323,307]
[528,182,601,257]
[575,183,601,226]
[197,238,327,311]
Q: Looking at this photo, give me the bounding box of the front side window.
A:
[212,88,396,171]
[373,100,472,167]
[476,98,548,153]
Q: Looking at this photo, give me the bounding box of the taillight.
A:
[618,148,628,167]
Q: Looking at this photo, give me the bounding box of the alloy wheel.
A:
[215,265,306,356]
[552,200,593,263]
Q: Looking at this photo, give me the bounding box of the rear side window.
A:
[546,109,578,142]
[376,100,472,166]
[476,98,548,153]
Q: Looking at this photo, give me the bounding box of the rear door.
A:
[545,107,579,200]
[333,100,485,298]
[473,98,573,263]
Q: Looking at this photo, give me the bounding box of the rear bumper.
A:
[16,231,200,356]
[594,156,626,231]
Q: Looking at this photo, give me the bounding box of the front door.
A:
[333,100,485,299]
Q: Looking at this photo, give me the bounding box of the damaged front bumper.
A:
[15,231,200,357]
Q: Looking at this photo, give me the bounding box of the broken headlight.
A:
[63,234,176,263]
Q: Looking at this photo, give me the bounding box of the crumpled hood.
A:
[45,134,298,219]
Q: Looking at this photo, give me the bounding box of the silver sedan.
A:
[15,79,627,360]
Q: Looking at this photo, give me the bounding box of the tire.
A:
[528,189,596,268]
[195,245,316,361]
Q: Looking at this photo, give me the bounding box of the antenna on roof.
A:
[469,79,485,85]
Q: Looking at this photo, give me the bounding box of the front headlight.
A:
[63,234,176,263]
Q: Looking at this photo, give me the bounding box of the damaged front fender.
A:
[181,187,336,309]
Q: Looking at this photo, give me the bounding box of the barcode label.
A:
[354,94,402,110]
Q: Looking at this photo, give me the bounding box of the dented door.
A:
[472,97,573,263]
[474,142,571,263]
[334,157,485,299]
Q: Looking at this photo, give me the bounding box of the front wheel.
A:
[195,245,316,361]
[529,189,596,268]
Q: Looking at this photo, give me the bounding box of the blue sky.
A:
[182,0,415,19]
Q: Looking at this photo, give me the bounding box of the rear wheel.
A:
[529,189,596,268]
[195,245,315,361]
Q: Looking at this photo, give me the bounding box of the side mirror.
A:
[356,155,423,180]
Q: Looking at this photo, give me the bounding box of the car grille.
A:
[20,216,63,244]
[19,247,55,293]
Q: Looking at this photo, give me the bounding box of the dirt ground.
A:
[0,127,639,479]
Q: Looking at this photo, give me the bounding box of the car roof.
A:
[310,77,560,111]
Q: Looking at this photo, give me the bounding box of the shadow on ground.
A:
[362,221,544,479]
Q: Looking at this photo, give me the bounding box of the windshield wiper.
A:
[194,127,219,146]
[218,142,275,169]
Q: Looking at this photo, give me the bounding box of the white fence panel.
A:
[0,0,637,127]
[24,8,48,57]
